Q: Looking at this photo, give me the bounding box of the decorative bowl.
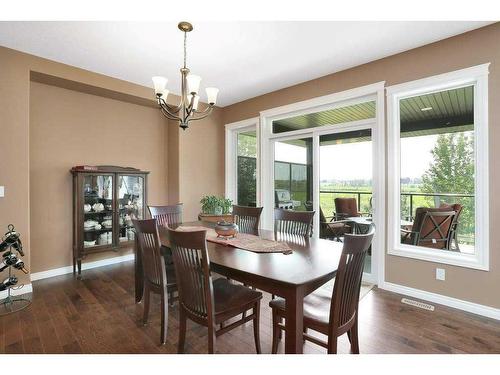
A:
[214,220,239,239]
[84,219,98,230]
[101,219,112,228]
[84,204,92,212]
[92,203,104,212]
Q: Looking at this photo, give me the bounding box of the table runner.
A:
[176,226,292,254]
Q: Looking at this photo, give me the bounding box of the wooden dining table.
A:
[134,221,343,354]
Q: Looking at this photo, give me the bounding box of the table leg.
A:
[134,237,144,303]
[284,288,304,354]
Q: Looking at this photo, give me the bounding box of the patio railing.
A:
[319,190,474,220]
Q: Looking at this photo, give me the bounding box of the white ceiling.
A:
[0,21,492,107]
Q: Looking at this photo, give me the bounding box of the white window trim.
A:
[224,117,259,205]
[259,81,386,285]
[386,63,490,271]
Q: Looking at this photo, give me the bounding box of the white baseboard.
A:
[379,281,500,321]
[30,253,135,281]
[0,283,33,300]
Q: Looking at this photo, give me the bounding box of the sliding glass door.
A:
[318,129,373,274]
[269,126,375,279]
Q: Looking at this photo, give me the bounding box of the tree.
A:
[421,132,474,195]
[237,133,257,157]
[421,132,475,243]
[236,133,257,206]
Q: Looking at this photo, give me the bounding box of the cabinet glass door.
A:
[118,175,145,243]
[82,174,113,248]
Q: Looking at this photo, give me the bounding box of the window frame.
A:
[386,64,490,271]
[224,117,259,206]
[259,81,386,285]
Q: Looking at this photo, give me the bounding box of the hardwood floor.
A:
[1,260,500,354]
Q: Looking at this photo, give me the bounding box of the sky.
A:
[275,134,439,181]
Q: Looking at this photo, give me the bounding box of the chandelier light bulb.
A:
[192,94,200,111]
[186,74,201,94]
[206,87,219,105]
[152,76,168,95]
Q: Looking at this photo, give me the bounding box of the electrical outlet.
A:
[0,186,4,197]
[436,268,446,281]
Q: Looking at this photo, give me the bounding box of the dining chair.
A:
[274,208,315,239]
[148,203,183,229]
[269,225,375,354]
[232,205,263,234]
[169,228,263,354]
[132,218,178,345]
[148,203,183,304]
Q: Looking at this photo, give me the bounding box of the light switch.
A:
[0,186,4,197]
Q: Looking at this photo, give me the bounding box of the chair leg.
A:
[271,310,280,354]
[160,290,168,345]
[349,319,360,354]
[278,316,283,339]
[253,300,261,354]
[178,309,187,354]
[142,284,150,325]
[327,337,338,354]
[208,324,217,354]
[169,291,174,307]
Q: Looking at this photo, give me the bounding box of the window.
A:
[274,138,312,211]
[237,130,257,206]
[387,64,489,270]
[225,118,259,208]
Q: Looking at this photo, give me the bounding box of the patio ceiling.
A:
[273,85,474,137]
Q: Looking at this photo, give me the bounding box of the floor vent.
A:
[401,298,435,311]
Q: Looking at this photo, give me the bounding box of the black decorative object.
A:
[0,224,32,315]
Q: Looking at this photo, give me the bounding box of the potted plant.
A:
[199,195,233,222]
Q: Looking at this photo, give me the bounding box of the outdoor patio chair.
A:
[401,207,457,250]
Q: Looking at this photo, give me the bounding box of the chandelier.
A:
[152,22,219,130]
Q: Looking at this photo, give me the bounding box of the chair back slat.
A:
[148,204,183,229]
[233,205,263,234]
[274,208,315,238]
[133,219,166,287]
[169,229,214,320]
[330,226,374,333]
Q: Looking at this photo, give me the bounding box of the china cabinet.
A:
[71,166,149,277]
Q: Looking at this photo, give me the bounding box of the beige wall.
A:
[178,107,225,221]
[0,45,225,281]
[29,82,169,272]
[222,23,500,309]
[1,47,34,285]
